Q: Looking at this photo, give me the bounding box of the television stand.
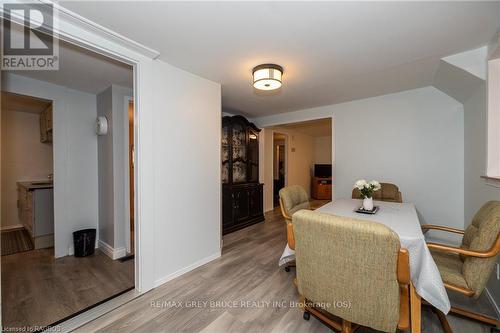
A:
[311,177,332,200]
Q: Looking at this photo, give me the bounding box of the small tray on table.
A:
[355,206,379,215]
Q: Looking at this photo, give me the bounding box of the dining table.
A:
[279,198,451,331]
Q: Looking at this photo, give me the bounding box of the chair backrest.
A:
[461,201,500,297]
[293,210,401,332]
[279,185,310,218]
[352,182,402,203]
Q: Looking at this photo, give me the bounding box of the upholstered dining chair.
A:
[292,210,413,333]
[279,185,311,272]
[352,182,403,203]
[422,201,500,332]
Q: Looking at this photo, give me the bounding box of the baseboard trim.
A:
[98,240,127,260]
[34,234,54,249]
[154,251,221,288]
[485,287,500,319]
[1,224,24,231]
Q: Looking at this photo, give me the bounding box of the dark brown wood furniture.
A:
[311,177,332,200]
[222,115,264,234]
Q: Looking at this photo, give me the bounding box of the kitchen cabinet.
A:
[17,182,54,249]
[40,105,53,143]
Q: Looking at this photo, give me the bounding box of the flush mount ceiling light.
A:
[252,64,283,91]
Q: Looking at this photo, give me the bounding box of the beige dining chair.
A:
[278,185,311,272]
[422,201,500,332]
[293,209,414,333]
[352,182,403,203]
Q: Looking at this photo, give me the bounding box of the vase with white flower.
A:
[353,179,381,211]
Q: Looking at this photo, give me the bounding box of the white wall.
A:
[463,82,500,309]
[1,109,53,229]
[314,136,332,164]
[112,85,133,253]
[0,4,231,298]
[334,88,464,227]
[96,84,132,257]
[97,87,114,248]
[2,74,99,258]
[151,61,221,286]
[463,83,500,222]
[434,45,500,308]
[255,87,465,229]
[1,41,222,295]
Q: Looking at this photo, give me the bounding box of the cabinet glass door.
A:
[222,126,229,183]
[247,130,259,182]
[232,123,247,182]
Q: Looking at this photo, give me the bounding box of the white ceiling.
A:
[6,36,133,94]
[61,1,500,116]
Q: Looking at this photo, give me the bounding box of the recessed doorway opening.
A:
[0,32,136,330]
[266,118,333,213]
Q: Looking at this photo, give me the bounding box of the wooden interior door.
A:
[128,101,135,254]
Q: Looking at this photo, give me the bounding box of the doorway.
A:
[1,92,54,256]
[265,118,333,212]
[273,132,287,207]
[1,36,136,330]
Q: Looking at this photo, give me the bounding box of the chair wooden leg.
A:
[342,320,352,333]
[301,297,343,331]
[299,295,361,332]
[431,307,453,333]
[448,306,500,327]
[410,283,422,333]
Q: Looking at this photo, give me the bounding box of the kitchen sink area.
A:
[17,180,54,249]
[29,181,53,186]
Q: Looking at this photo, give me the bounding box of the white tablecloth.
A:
[279,198,451,314]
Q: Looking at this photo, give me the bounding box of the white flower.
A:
[369,180,381,191]
[354,179,368,190]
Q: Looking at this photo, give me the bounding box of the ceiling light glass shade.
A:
[252,64,283,90]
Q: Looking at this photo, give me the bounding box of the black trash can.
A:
[73,229,96,257]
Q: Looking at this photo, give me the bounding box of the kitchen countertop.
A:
[17,181,54,190]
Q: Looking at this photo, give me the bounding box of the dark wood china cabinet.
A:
[222,115,264,234]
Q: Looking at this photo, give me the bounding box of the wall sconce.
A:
[96,116,108,135]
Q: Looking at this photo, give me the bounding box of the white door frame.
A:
[0,0,160,295]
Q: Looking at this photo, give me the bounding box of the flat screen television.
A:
[314,164,332,178]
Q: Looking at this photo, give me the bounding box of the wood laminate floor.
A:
[1,248,134,329]
[76,206,496,333]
